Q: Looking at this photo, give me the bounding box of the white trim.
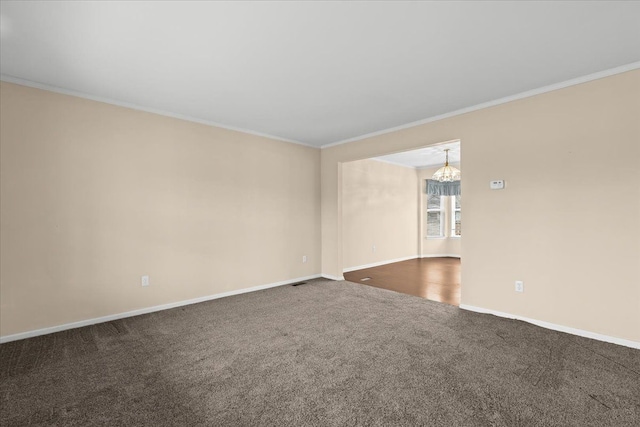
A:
[421,254,461,258]
[343,255,418,273]
[0,74,314,149]
[4,62,638,151]
[426,194,445,239]
[321,61,640,149]
[459,304,640,350]
[0,274,322,344]
[321,274,345,281]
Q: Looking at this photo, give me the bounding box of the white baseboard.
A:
[321,274,345,281]
[459,304,640,350]
[343,255,418,273]
[0,274,322,344]
[421,254,461,258]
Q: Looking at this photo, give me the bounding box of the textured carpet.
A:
[1,279,639,426]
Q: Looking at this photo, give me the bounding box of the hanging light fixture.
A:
[432,149,461,182]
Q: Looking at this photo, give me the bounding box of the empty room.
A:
[1,2,639,426]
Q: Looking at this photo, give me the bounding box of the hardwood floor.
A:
[343,257,461,306]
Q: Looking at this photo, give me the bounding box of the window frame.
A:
[451,195,461,237]
[426,194,445,238]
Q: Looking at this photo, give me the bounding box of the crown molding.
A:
[321,61,640,149]
[4,60,638,151]
[0,74,316,149]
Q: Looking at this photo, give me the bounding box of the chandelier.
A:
[432,149,461,182]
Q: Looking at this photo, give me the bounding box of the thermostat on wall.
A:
[490,180,505,190]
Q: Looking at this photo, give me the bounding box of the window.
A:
[426,193,460,238]
[452,195,461,236]
[426,194,443,237]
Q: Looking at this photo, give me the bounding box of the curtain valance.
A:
[426,179,461,196]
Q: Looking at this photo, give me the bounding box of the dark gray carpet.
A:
[1,279,638,426]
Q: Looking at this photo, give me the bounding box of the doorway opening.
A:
[341,140,461,306]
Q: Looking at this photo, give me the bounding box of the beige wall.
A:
[2,71,639,345]
[0,82,321,337]
[342,159,419,269]
[322,70,640,343]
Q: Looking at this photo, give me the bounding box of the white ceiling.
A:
[374,141,460,170]
[1,2,639,148]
